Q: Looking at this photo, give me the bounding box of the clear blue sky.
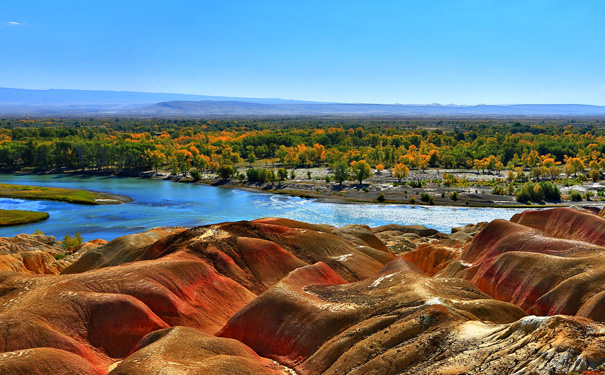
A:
[2,1,604,105]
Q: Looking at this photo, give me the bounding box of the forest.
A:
[1,117,604,183]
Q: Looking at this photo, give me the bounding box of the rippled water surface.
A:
[0,174,527,241]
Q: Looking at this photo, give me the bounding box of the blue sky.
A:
[2,1,604,104]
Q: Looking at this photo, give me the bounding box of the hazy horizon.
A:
[2,87,605,107]
[3,1,605,105]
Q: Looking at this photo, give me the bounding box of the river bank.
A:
[0,173,531,242]
[174,166,605,209]
[8,166,605,209]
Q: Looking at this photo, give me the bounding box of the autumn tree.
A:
[392,163,409,182]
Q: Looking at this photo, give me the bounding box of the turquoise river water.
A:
[0,174,527,242]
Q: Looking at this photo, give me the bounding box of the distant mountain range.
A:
[1,88,605,117]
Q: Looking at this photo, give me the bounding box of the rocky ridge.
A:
[0,209,604,374]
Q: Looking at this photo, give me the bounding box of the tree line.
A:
[1,118,604,182]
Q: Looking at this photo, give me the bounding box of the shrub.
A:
[217,165,234,179]
[515,182,557,203]
[32,229,44,235]
[307,171,312,179]
[441,191,445,198]
[377,193,386,202]
[465,198,469,205]
[449,191,458,201]
[190,168,202,181]
[590,169,601,182]
[409,197,416,204]
[54,253,65,260]
[540,182,561,201]
[277,168,288,181]
[492,186,505,195]
[325,176,331,183]
[570,191,582,201]
[507,183,515,195]
[409,180,422,188]
[61,232,83,251]
[420,193,431,202]
[429,196,434,205]
[585,190,594,201]
[515,188,531,203]
[290,170,296,180]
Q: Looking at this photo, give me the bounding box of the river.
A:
[0,174,527,241]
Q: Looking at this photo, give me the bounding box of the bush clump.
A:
[61,232,83,251]
[420,193,431,202]
[515,182,561,203]
[377,193,386,202]
[217,165,235,179]
[570,190,582,201]
[492,186,505,195]
[247,168,276,183]
[190,168,202,181]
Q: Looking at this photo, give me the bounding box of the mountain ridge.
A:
[1,88,605,117]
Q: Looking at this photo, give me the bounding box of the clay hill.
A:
[0,208,604,374]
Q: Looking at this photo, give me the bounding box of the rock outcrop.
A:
[1,212,605,374]
[439,213,605,322]
[0,234,67,274]
[108,327,288,375]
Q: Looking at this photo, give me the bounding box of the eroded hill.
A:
[1,209,604,374]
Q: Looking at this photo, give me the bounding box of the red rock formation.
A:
[0,348,105,375]
[62,227,184,274]
[109,326,287,375]
[219,259,527,371]
[439,215,605,322]
[129,219,396,294]
[0,258,255,373]
[511,207,605,246]
[2,215,605,374]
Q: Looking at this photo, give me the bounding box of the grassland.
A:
[0,209,49,226]
[0,183,129,205]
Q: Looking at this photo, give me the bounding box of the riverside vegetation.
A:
[0,209,49,226]
[1,117,605,205]
[0,182,126,205]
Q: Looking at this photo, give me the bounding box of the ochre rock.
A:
[218,262,351,366]
[109,326,288,375]
[62,227,184,274]
[401,243,460,275]
[0,251,67,274]
[0,234,59,255]
[0,234,67,274]
[0,347,105,375]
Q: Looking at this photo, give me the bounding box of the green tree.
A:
[351,160,372,185]
[332,160,350,185]
[277,168,288,181]
[217,165,234,179]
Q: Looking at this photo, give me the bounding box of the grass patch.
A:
[0,209,49,226]
[0,183,111,205]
